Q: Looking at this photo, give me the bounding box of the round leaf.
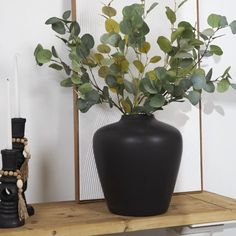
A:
[133,60,144,73]
[105,19,120,33]
[217,79,230,93]
[36,49,52,64]
[210,45,223,56]
[157,36,172,53]
[52,22,66,34]
[97,44,111,54]
[150,56,161,63]
[187,91,201,105]
[149,94,165,108]
[102,6,117,17]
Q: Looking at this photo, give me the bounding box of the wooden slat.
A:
[1,192,236,236]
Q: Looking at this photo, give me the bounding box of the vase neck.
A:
[121,114,154,121]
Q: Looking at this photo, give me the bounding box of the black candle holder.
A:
[0,149,25,228]
[11,118,34,217]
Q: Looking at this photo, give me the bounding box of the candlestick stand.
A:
[0,149,25,228]
[11,118,34,217]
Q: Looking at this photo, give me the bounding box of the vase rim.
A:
[121,114,154,120]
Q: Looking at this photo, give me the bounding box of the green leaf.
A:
[175,52,193,59]
[51,46,59,58]
[107,33,121,47]
[187,91,201,105]
[79,83,93,94]
[121,97,132,114]
[102,6,117,17]
[63,10,71,20]
[204,82,215,93]
[141,78,157,94]
[77,99,91,113]
[202,28,214,37]
[60,78,73,87]
[149,94,165,108]
[81,34,94,49]
[36,49,52,64]
[70,22,81,37]
[49,63,63,70]
[178,0,188,9]
[62,62,71,75]
[97,44,111,54]
[191,75,206,90]
[105,19,120,33]
[222,66,231,77]
[106,75,117,87]
[45,17,60,25]
[205,68,213,82]
[165,7,176,24]
[124,80,135,94]
[230,21,236,34]
[150,56,161,63]
[133,60,144,73]
[147,2,158,15]
[85,90,100,103]
[34,44,43,65]
[52,22,66,34]
[101,58,114,66]
[98,66,110,78]
[157,36,172,53]
[71,74,81,85]
[138,42,151,53]
[210,45,223,56]
[217,79,230,92]
[171,27,185,42]
[207,14,221,28]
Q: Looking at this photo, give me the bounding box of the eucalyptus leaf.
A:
[49,63,63,71]
[157,36,172,53]
[63,10,71,20]
[79,83,93,94]
[149,94,165,108]
[36,49,52,64]
[230,21,236,34]
[133,60,144,73]
[210,45,223,56]
[165,7,176,24]
[124,80,135,94]
[45,17,60,25]
[60,78,73,87]
[217,79,230,92]
[147,2,158,15]
[204,82,215,93]
[191,75,206,90]
[102,6,117,17]
[81,34,95,49]
[52,22,66,34]
[187,91,201,105]
[150,56,161,63]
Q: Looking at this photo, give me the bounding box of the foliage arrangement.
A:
[34,0,236,114]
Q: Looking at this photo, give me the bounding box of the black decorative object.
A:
[0,149,25,228]
[93,114,182,216]
[11,118,34,217]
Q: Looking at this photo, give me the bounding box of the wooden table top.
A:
[1,191,236,236]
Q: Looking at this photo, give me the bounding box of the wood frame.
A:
[71,0,204,203]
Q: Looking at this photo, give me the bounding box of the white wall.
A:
[200,1,236,236]
[0,0,75,203]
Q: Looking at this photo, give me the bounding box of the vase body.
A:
[93,114,182,216]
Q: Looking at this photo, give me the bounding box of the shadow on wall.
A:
[202,89,236,116]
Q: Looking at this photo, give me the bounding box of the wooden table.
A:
[1,191,236,236]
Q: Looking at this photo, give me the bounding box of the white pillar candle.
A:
[6,78,12,150]
[14,54,20,118]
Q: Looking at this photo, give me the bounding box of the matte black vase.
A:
[11,118,34,217]
[93,114,182,216]
[0,149,25,228]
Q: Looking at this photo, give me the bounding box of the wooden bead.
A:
[17,175,22,180]
[13,172,18,177]
[9,171,14,176]
[17,179,23,189]
[16,170,21,174]
[0,170,4,175]
[17,138,21,142]
[12,138,16,142]
[4,171,8,176]
[21,139,25,143]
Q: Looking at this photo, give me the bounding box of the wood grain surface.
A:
[1,192,236,236]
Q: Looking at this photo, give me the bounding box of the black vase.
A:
[11,118,34,217]
[93,114,182,216]
[0,149,25,228]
